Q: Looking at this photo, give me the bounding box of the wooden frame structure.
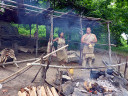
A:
[0,0,112,64]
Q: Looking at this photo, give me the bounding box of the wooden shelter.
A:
[0,0,112,64]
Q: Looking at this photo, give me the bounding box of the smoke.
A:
[4,0,103,42]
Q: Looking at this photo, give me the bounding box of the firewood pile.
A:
[0,48,18,68]
[18,86,59,96]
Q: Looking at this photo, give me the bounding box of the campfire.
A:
[52,68,128,96]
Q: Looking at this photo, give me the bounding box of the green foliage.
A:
[54,27,59,38]
[48,0,128,46]
[12,24,46,37]
[9,0,128,50]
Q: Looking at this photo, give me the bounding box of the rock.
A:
[72,88,89,96]
[62,75,71,80]
[62,75,71,84]
[62,81,75,96]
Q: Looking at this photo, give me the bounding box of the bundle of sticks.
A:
[0,48,19,68]
[18,86,59,96]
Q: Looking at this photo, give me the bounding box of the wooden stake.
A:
[124,58,128,78]
[118,56,121,73]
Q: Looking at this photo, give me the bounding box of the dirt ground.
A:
[0,50,128,96]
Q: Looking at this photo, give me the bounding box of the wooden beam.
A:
[36,24,39,57]
[0,3,39,13]
[28,62,128,69]
[107,22,112,65]
[3,0,45,10]
[50,13,53,41]
[2,0,108,22]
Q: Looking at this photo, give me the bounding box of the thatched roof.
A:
[0,0,104,28]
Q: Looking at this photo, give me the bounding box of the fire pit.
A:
[53,69,128,96]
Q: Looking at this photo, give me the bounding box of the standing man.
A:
[81,27,97,67]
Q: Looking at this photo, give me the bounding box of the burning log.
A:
[83,80,117,95]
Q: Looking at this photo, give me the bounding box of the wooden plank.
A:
[41,86,47,96]
[28,61,128,69]
[51,87,59,96]
[46,86,54,96]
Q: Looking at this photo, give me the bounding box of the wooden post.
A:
[118,56,121,73]
[36,24,38,57]
[13,41,18,55]
[50,13,53,41]
[124,58,128,78]
[107,22,112,65]
[46,25,50,41]
[29,24,31,38]
[40,12,54,85]
[0,39,1,47]
[79,16,83,65]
